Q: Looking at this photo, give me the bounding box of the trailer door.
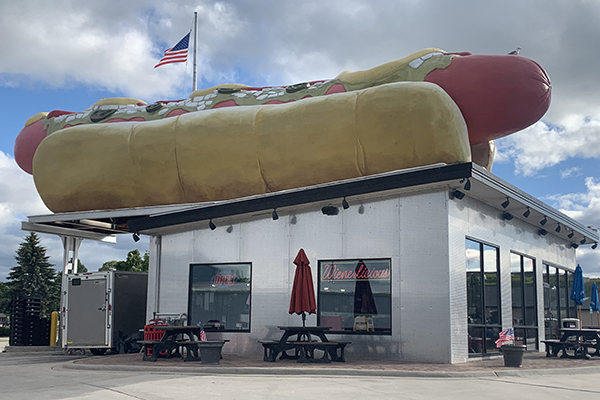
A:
[66,275,109,346]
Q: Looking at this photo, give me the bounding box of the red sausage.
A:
[425,54,551,145]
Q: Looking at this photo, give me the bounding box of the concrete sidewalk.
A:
[4,340,600,378]
[63,349,600,378]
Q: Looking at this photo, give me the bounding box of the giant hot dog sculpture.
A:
[15,48,551,213]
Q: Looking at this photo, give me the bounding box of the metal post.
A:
[192,11,198,92]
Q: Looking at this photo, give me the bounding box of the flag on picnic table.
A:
[495,327,515,348]
[199,323,207,341]
[154,32,190,68]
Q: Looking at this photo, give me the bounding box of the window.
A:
[543,263,575,339]
[318,259,391,334]
[188,263,251,332]
[466,239,501,355]
[510,253,538,350]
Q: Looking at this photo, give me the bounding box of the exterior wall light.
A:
[452,190,465,200]
[555,223,561,233]
[540,216,548,226]
[342,198,350,210]
[502,212,514,220]
[539,229,548,236]
[461,178,471,191]
[321,206,339,216]
[523,207,531,218]
[209,219,217,230]
[501,197,510,209]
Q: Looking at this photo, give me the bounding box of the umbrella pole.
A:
[578,306,581,327]
[302,312,306,327]
[597,311,599,328]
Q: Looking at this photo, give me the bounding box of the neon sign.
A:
[321,262,390,281]
[211,272,237,287]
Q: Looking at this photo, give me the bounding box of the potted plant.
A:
[496,328,526,367]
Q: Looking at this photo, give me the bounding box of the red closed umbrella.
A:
[289,249,317,326]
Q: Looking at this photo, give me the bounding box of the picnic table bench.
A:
[541,339,597,359]
[140,337,228,363]
[259,339,351,363]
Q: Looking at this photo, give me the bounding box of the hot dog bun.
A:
[33,82,470,212]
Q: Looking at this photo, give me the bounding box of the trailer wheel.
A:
[90,348,107,356]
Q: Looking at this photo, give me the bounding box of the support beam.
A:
[21,222,117,243]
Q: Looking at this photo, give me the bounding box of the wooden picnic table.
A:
[542,328,600,359]
[140,325,226,363]
[259,326,350,363]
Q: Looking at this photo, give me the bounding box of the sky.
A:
[0,0,599,279]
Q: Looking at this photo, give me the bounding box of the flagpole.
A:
[193,12,198,92]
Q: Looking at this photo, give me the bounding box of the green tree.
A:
[6,233,58,317]
[0,281,10,315]
[100,250,149,272]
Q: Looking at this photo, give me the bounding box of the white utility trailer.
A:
[62,270,147,355]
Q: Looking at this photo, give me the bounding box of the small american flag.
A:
[495,328,515,348]
[154,32,190,68]
[199,323,207,341]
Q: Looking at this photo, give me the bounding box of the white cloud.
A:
[560,167,582,179]
[545,177,600,277]
[497,117,600,176]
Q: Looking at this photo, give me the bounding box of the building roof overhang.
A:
[23,163,599,246]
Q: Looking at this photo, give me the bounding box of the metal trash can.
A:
[502,344,526,367]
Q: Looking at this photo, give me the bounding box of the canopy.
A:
[289,249,317,325]
[570,265,585,306]
[590,283,599,312]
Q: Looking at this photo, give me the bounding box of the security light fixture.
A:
[568,230,575,239]
[501,197,510,209]
[226,225,233,233]
[502,212,514,221]
[571,243,579,249]
[523,207,531,218]
[342,197,350,210]
[452,190,465,200]
[592,242,598,250]
[209,219,216,230]
[580,238,587,245]
[539,229,548,236]
[132,232,140,242]
[540,216,548,226]
[461,178,471,191]
[555,223,561,233]
[272,209,279,220]
[321,206,339,216]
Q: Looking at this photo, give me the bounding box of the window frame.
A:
[466,238,502,356]
[187,262,252,333]
[317,257,392,336]
[510,252,538,350]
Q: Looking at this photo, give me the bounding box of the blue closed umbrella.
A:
[590,283,599,327]
[570,264,585,324]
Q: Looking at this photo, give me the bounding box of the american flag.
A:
[199,323,207,341]
[154,32,190,68]
[495,328,515,348]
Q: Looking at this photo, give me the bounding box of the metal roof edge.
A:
[127,163,473,232]
[470,164,599,242]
